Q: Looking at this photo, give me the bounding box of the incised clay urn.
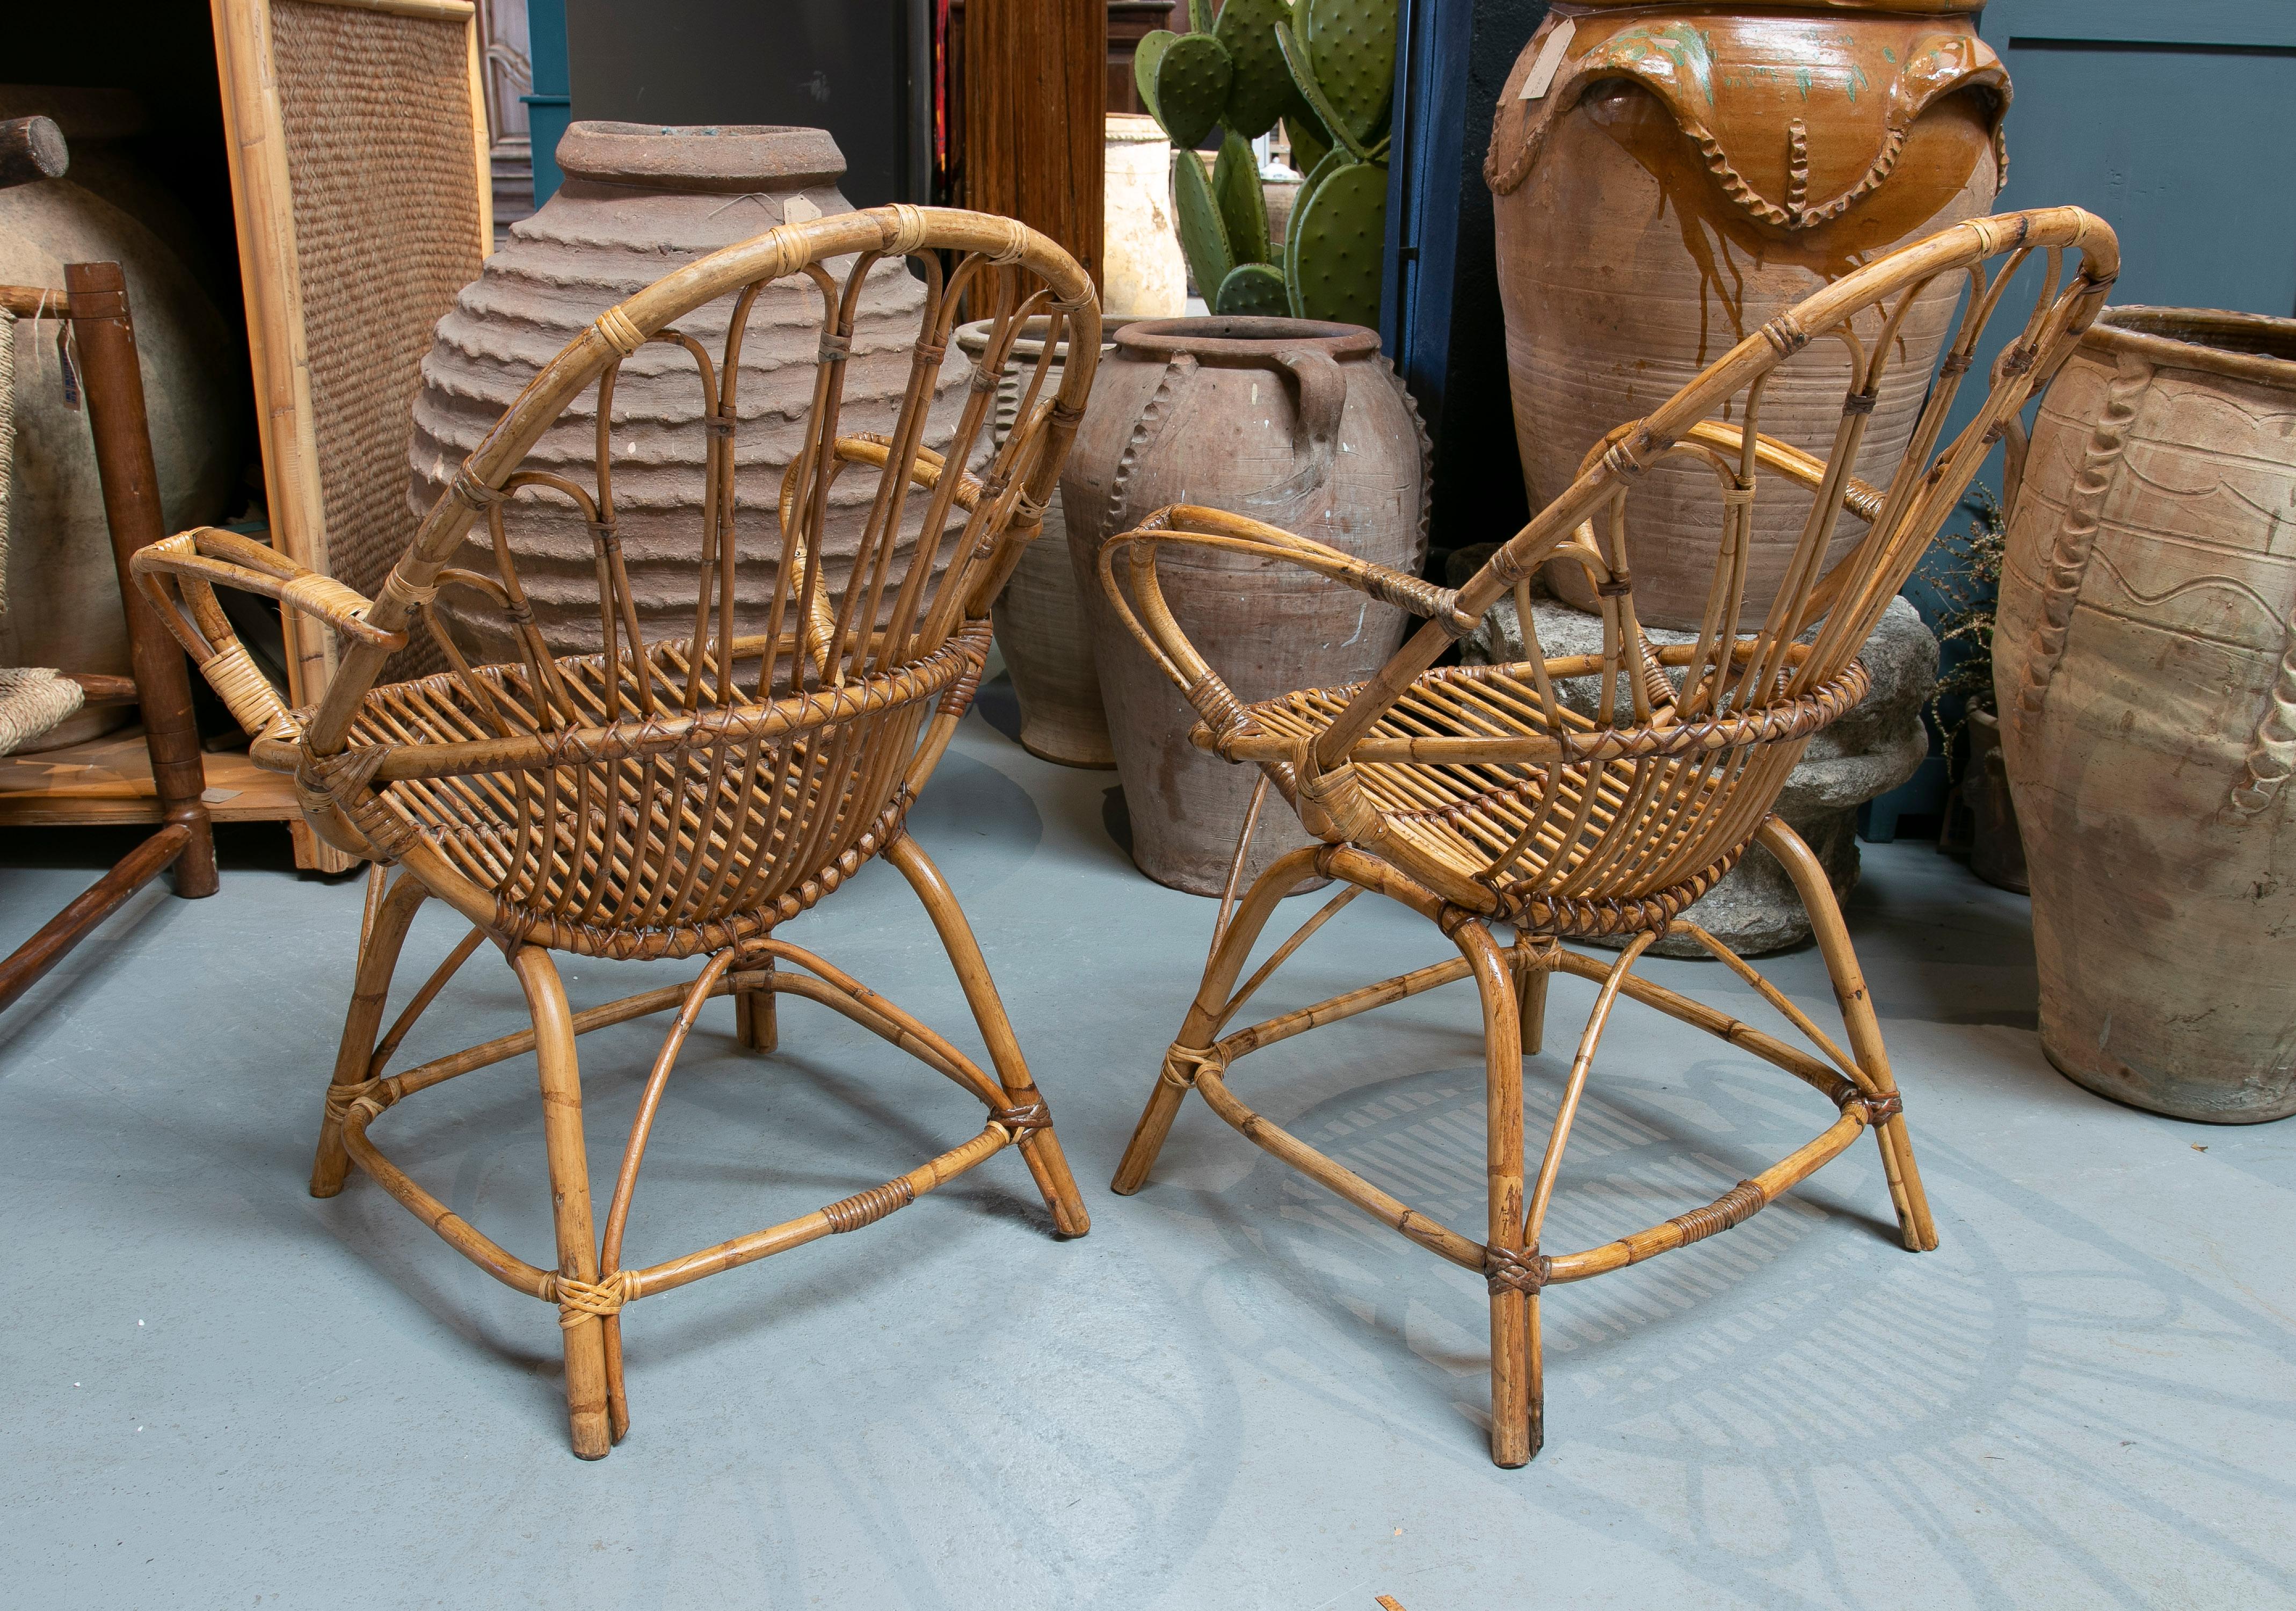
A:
[1103,114,1187,319]
[1996,307,2296,1124]
[1064,316,1430,895]
[956,315,1117,767]
[411,123,958,661]
[1,177,240,749]
[1486,1,2011,629]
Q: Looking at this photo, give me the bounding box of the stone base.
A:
[1466,590,1939,957]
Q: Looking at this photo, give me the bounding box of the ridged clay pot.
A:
[0,179,239,749]
[411,122,958,662]
[1063,316,1430,895]
[1486,1,2010,629]
[956,315,1117,767]
[1996,308,2296,1123]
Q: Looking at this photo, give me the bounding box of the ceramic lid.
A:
[555,122,847,195]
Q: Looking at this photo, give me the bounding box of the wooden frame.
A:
[211,0,492,870]
[1,264,218,1016]
[960,0,1106,293]
[1099,208,2120,1466]
[134,204,1100,1458]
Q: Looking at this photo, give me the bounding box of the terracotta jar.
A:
[1996,308,2296,1123]
[956,315,1116,767]
[1,178,240,749]
[1063,316,1430,895]
[410,122,955,661]
[1486,2,2010,628]
[1103,114,1186,319]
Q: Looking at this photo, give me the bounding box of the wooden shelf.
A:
[0,728,299,828]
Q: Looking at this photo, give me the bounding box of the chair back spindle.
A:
[138,207,1098,958]
[1101,209,2119,935]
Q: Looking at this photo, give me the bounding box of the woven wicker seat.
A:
[135,206,1098,1457]
[1100,208,2120,1466]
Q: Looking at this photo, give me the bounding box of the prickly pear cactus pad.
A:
[1215,262,1291,315]
[1215,0,1298,140]
[1154,32,1236,151]
[1287,156,1385,326]
[1285,110,1332,180]
[1171,147,1234,302]
[1301,0,1396,146]
[1284,145,1348,294]
[1212,133,1272,266]
[1134,29,1180,127]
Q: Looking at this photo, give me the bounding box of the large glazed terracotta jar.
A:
[1996,308,2296,1124]
[1063,316,1430,895]
[1486,2,2010,628]
[411,123,957,661]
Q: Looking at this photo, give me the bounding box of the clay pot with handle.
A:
[1996,307,2296,1123]
[1063,316,1430,895]
[1486,1,2010,629]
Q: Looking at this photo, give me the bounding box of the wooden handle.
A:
[0,115,68,191]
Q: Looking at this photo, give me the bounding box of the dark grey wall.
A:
[1431,0,1544,559]
[565,0,928,208]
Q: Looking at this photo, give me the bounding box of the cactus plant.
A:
[1134,0,1396,331]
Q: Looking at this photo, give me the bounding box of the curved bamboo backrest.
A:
[319,206,1099,952]
[1299,208,2119,923]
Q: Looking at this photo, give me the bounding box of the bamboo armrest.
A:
[1098,504,1473,751]
[129,527,400,736]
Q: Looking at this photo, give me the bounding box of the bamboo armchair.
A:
[132,205,1099,1458]
[1100,208,2119,1467]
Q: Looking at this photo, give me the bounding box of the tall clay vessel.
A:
[956,315,1116,767]
[1996,308,2296,1124]
[1486,1,2009,628]
[1064,316,1429,895]
[411,124,957,661]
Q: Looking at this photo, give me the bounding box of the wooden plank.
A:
[0,735,300,826]
[210,0,336,708]
[463,2,495,251]
[962,0,1106,292]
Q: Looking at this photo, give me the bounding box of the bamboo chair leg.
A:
[1511,935,1552,1058]
[1111,843,1328,1195]
[1457,918,1535,1467]
[311,872,428,1198]
[883,833,1090,1237]
[736,959,778,1053]
[509,945,613,1459]
[1757,816,1938,1252]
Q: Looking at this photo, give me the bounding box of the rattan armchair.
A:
[133,206,1098,1458]
[1100,209,2119,1467]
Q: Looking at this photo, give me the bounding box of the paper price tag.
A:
[1518,18,1578,101]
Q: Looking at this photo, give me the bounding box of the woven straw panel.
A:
[271,0,481,618]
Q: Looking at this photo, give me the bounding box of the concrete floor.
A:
[4,688,2292,1610]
